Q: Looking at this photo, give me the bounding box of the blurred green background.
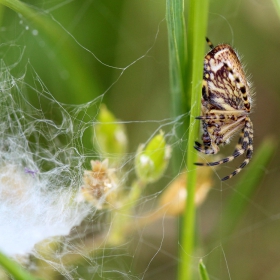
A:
[1,0,280,279]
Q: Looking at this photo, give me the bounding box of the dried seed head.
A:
[81,159,118,209]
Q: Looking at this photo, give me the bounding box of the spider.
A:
[194,38,253,181]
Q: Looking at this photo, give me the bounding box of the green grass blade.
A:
[166,0,187,169]
[0,0,100,104]
[166,0,186,117]
[199,259,210,280]
[166,1,209,278]
[221,136,277,237]
[178,0,209,279]
[0,251,37,280]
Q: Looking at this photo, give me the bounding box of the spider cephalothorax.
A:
[194,38,253,181]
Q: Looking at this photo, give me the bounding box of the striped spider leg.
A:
[194,38,253,181]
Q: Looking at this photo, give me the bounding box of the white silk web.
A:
[0,4,182,279]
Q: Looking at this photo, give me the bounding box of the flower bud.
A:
[135,131,171,183]
[94,105,127,164]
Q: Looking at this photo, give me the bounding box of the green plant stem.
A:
[0,251,37,280]
[178,0,209,279]
[108,179,146,245]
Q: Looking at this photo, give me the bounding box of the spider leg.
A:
[195,117,245,164]
[196,110,247,120]
[232,129,244,155]
[194,141,219,155]
[221,118,253,181]
[194,115,252,168]
[194,127,246,167]
[219,117,246,140]
[206,37,214,49]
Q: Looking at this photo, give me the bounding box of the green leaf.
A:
[199,259,210,280]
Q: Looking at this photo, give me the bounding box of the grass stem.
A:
[178,0,209,279]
